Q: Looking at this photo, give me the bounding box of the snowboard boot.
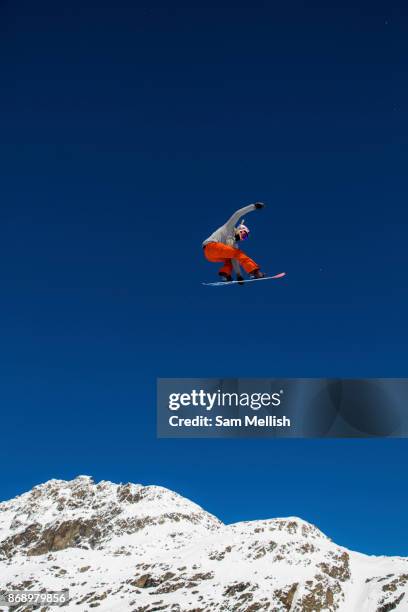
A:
[218,272,233,282]
[250,269,265,279]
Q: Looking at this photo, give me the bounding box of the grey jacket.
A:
[203,204,257,248]
[202,204,257,274]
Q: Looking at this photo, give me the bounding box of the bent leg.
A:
[234,249,258,273]
[204,242,258,274]
[219,260,233,276]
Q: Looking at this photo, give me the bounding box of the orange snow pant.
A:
[204,242,259,275]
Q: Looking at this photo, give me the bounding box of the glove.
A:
[254,202,265,209]
[237,274,245,285]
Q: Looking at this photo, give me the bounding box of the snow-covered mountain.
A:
[0,476,407,611]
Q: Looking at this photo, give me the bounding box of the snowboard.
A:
[202,272,286,286]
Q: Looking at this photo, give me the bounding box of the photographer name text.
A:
[168,415,290,428]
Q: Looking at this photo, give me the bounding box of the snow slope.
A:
[0,476,407,611]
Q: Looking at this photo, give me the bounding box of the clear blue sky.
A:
[1,0,407,556]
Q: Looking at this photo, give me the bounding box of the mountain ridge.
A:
[0,475,407,611]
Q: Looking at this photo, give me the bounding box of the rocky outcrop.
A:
[0,476,407,611]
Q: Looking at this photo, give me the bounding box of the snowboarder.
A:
[203,202,266,283]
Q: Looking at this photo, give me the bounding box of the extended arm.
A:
[224,202,264,232]
[231,259,241,275]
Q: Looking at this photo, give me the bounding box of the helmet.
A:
[236,222,250,241]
